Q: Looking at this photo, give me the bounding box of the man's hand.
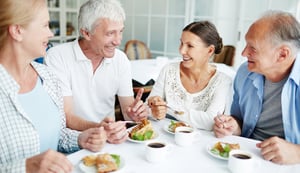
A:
[213,114,241,138]
[126,88,149,121]
[78,127,107,152]
[257,136,300,164]
[102,118,128,144]
[26,150,73,173]
[147,96,167,120]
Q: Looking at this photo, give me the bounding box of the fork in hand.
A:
[166,105,184,115]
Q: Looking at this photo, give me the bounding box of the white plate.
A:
[163,124,175,135]
[127,126,159,143]
[79,154,125,173]
[206,142,229,160]
[163,121,191,135]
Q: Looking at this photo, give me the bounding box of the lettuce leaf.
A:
[144,130,153,140]
[211,143,231,158]
[110,154,121,167]
[168,120,176,131]
[132,130,154,141]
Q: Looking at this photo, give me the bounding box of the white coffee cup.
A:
[228,150,254,173]
[145,141,171,163]
[174,126,200,146]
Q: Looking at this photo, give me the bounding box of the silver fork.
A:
[166,105,184,115]
[216,112,225,128]
[123,120,141,124]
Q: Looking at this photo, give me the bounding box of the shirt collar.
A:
[0,65,19,94]
[288,53,300,86]
[0,62,49,96]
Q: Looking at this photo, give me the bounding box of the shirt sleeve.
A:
[147,64,168,99]
[230,65,244,121]
[0,159,26,173]
[57,93,81,153]
[58,128,81,153]
[44,47,72,97]
[46,68,81,153]
[189,75,233,130]
[116,53,134,97]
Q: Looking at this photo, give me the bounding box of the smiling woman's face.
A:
[19,1,53,60]
[179,31,214,69]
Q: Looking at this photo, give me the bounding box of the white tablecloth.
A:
[130,58,236,85]
[67,119,300,173]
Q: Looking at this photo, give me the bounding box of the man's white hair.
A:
[78,0,125,37]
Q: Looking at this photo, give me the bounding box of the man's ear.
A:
[277,45,290,62]
[80,28,91,41]
[8,25,23,42]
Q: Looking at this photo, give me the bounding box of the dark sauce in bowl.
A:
[148,143,165,148]
[232,154,251,159]
[179,130,192,133]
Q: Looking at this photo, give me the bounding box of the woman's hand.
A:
[147,96,167,120]
[26,150,73,173]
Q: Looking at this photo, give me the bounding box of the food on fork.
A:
[129,119,155,141]
[166,105,184,115]
[210,142,240,158]
[82,153,121,173]
[168,120,189,133]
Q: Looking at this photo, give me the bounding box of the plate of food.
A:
[127,119,158,143]
[163,120,190,135]
[207,141,240,160]
[79,153,125,173]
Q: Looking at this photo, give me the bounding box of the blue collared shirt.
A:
[231,55,300,144]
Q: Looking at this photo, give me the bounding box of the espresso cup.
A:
[145,141,171,163]
[228,150,254,173]
[174,126,200,146]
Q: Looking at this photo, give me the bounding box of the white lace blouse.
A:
[148,62,232,130]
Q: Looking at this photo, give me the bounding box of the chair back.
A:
[213,45,235,66]
[124,40,151,60]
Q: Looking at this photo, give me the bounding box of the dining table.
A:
[67,118,300,173]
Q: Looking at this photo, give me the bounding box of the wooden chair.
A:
[132,79,154,102]
[213,45,235,66]
[124,40,153,99]
[124,40,151,60]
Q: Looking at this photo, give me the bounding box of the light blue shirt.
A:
[231,55,300,144]
[18,77,60,152]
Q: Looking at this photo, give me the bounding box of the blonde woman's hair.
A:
[0,0,44,50]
